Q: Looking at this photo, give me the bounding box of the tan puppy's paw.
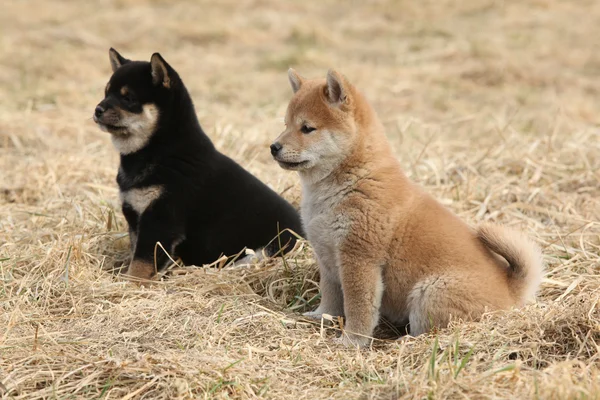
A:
[395,335,415,344]
[303,309,328,319]
[303,310,322,320]
[303,310,337,327]
[334,332,371,348]
[123,259,156,285]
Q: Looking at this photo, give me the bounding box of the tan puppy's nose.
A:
[270,142,282,156]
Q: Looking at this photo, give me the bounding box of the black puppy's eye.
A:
[300,125,316,134]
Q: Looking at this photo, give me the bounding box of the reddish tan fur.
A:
[125,259,156,283]
[272,69,544,347]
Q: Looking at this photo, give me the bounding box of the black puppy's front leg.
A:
[121,203,139,253]
[126,206,184,281]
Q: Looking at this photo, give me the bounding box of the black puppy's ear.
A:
[150,53,172,88]
[109,48,130,72]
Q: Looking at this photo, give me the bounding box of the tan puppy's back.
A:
[271,68,543,346]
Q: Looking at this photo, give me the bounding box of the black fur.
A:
[94,49,303,277]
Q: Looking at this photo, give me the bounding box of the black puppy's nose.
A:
[270,142,282,156]
[94,105,105,118]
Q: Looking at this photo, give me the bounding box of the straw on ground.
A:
[0,0,599,398]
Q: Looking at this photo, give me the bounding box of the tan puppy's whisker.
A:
[273,69,544,348]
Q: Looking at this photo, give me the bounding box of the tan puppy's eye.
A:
[300,124,316,134]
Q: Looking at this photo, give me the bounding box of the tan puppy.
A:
[270,69,544,347]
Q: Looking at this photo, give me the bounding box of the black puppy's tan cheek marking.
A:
[110,104,160,155]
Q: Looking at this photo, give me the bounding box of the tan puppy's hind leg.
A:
[407,275,488,336]
[338,258,384,347]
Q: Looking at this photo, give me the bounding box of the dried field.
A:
[1,0,599,398]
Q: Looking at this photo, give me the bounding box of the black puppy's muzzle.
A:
[94,105,105,119]
[93,98,111,122]
[93,100,120,126]
[270,142,282,156]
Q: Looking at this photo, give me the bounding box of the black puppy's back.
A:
[177,150,303,265]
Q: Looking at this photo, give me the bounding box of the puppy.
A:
[271,69,543,346]
[93,49,303,281]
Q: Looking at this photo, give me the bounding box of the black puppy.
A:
[93,48,303,280]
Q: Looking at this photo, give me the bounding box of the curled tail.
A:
[477,222,544,305]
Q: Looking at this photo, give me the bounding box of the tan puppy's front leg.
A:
[338,256,384,347]
[304,267,344,319]
[304,250,344,319]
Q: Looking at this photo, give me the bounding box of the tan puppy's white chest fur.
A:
[302,180,350,245]
[272,68,544,347]
[300,180,349,319]
[301,180,349,263]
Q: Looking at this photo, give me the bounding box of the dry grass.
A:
[1,0,599,398]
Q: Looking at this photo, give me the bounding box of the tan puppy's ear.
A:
[150,53,172,88]
[288,68,304,93]
[325,69,349,106]
[109,48,130,72]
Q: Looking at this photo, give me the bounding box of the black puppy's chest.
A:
[117,163,164,224]
[117,160,155,191]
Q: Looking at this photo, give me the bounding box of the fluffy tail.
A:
[477,222,544,305]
